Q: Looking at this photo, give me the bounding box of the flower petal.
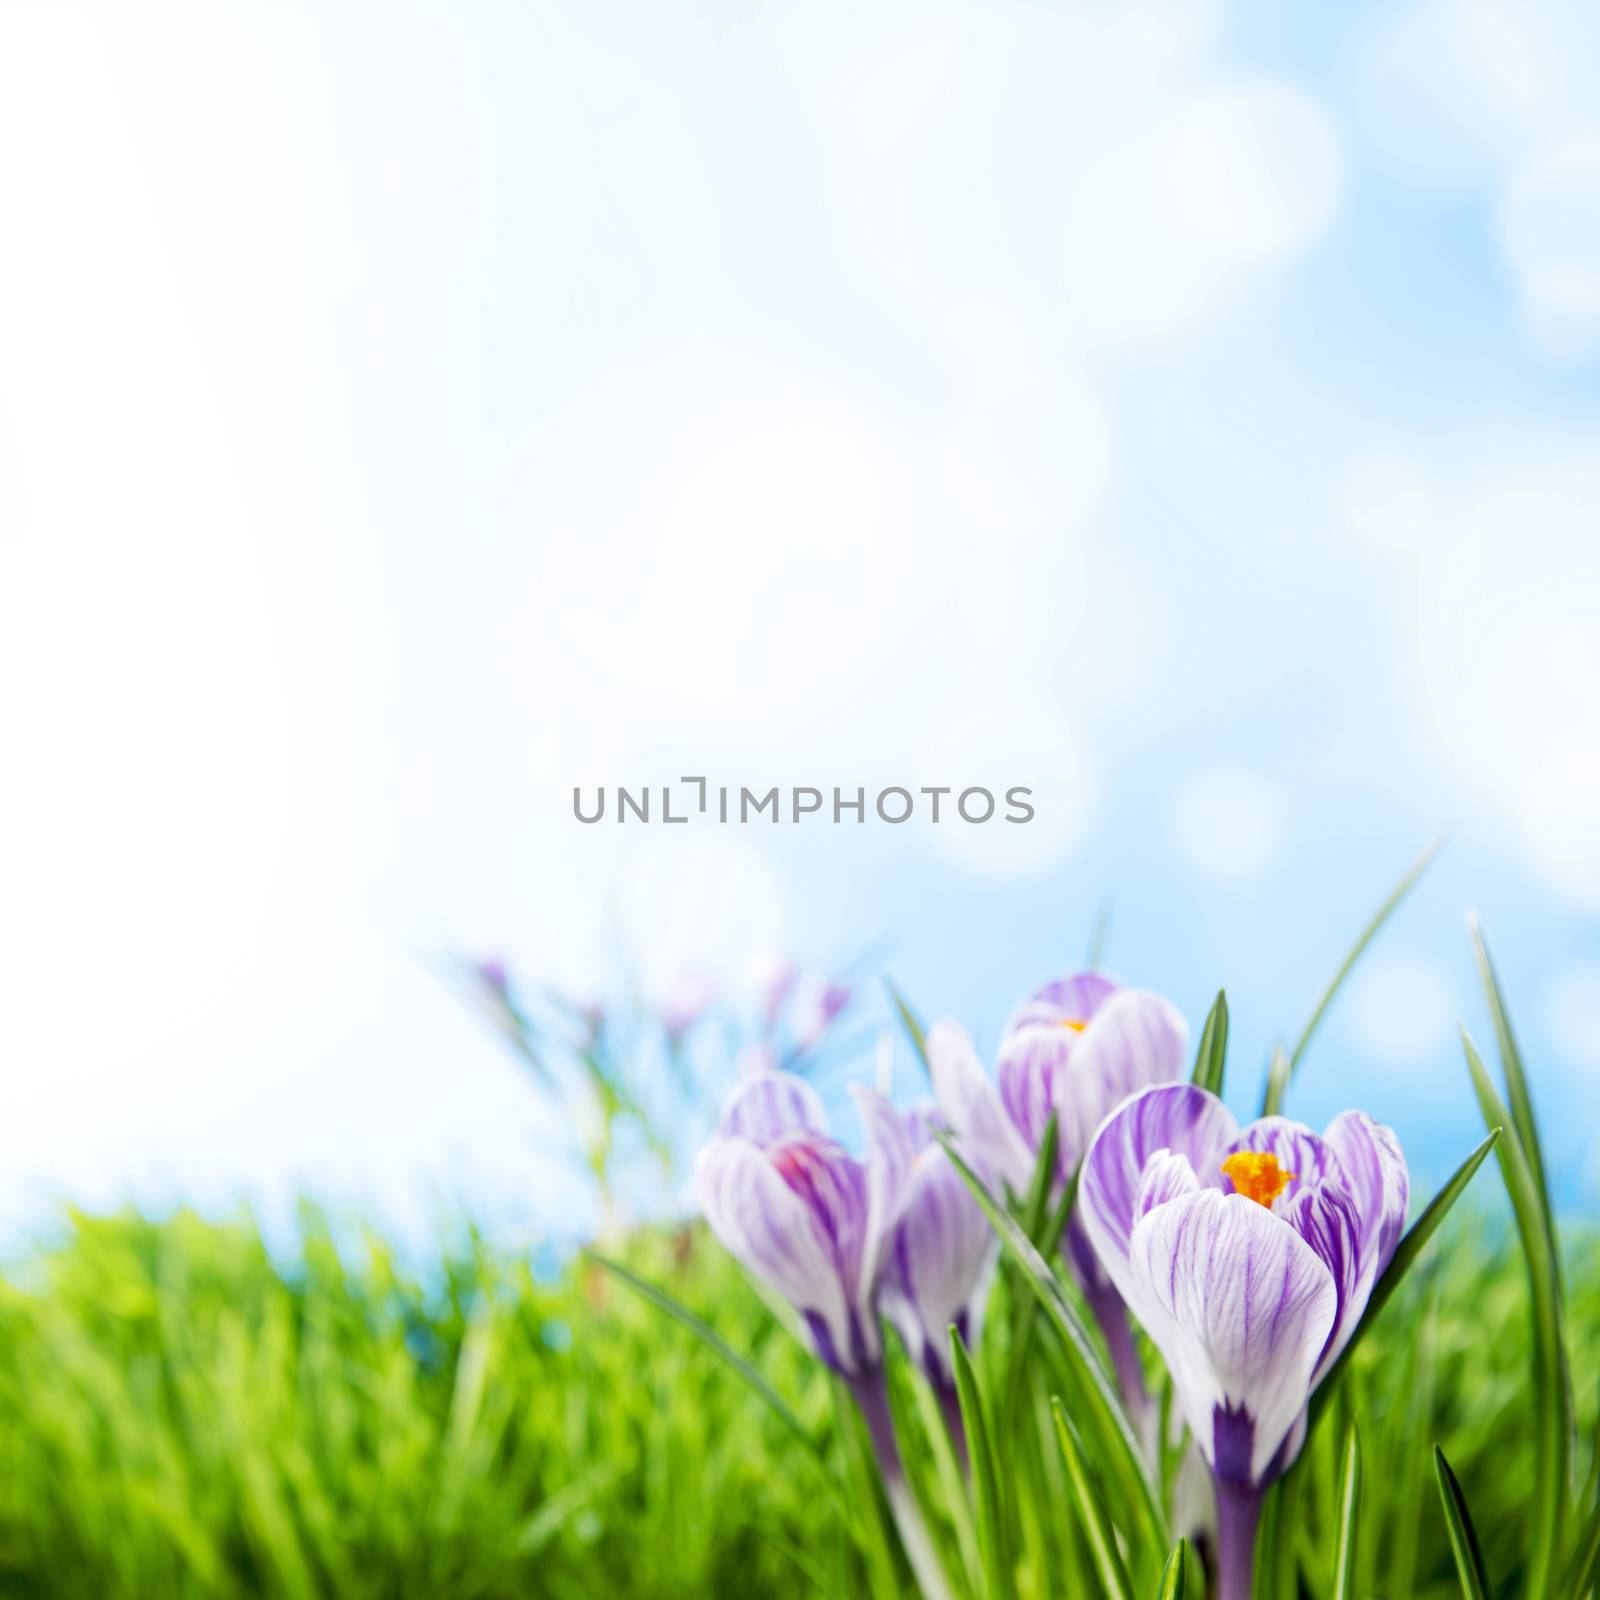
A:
[1323,1109,1409,1278]
[718,1069,829,1146]
[1278,1183,1363,1382]
[850,1084,921,1309]
[1080,1082,1239,1297]
[1136,1148,1203,1219]
[881,1144,998,1384]
[1128,1188,1338,1487]
[1005,969,1120,1031]
[1222,1117,1346,1204]
[1072,988,1192,1115]
[928,1018,1034,1193]
[996,1022,1078,1169]
[695,1135,856,1367]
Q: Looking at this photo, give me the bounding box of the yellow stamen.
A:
[1058,1018,1087,1033]
[1221,1150,1296,1209]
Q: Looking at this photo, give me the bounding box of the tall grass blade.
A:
[1565,1491,1600,1600]
[1466,912,1559,1283]
[950,1326,1014,1600]
[1331,1423,1361,1600]
[1284,834,1446,1086]
[1051,1396,1133,1600]
[1434,1446,1491,1600]
[885,979,929,1072]
[1190,990,1228,1096]
[1261,1043,1292,1118]
[1157,1538,1187,1600]
[937,1134,1167,1570]
[587,1253,829,1471]
[1308,1128,1499,1430]
[1462,1027,1571,1600]
[1087,901,1113,968]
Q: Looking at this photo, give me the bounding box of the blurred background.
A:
[3,0,1598,1245]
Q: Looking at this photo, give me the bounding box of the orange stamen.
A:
[1058,1018,1087,1033]
[1221,1150,1296,1209]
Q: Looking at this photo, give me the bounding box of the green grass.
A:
[0,1198,1592,1599]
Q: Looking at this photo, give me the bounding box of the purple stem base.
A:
[1214,1480,1263,1600]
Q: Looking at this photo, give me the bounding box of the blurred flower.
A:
[736,1041,780,1077]
[695,1070,915,1375]
[928,971,1189,1403]
[879,1106,997,1441]
[657,970,715,1044]
[1080,1082,1408,1600]
[793,976,852,1051]
[747,951,797,1031]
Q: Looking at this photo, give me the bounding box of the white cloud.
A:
[1349,958,1455,1063]
[1171,767,1287,882]
[1166,81,1346,267]
[1499,136,1600,361]
[1548,963,1600,1070]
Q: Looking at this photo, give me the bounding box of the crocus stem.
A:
[936,1379,970,1473]
[848,1370,953,1600]
[1084,1277,1150,1419]
[1214,1480,1263,1600]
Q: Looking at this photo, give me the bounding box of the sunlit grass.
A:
[0,1199,1591,1598]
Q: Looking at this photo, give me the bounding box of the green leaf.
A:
[1331,1423,1361,1600]
[1564,1486,1600,1600]
[1157,1539,1187,1600]
[1260,1043,1291,1119]
[885,979,929,1073]
[949,1325,1014,1600]
[1466,911,1559,1285]
[1462,1027,1571,1600]
[1308,1128,1499,1431]
[585,1253,830,1474]
[1052,1395,1133,1600]
[1020,1113,1061,1244]
[1190,990,1228,1096]
[1087,900,1113,968]
[1434,1445,1491,1600]
[1283,833,1446,1090]
[936,1134,1167,1570]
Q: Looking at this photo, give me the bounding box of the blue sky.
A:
[1,0,1598,1240]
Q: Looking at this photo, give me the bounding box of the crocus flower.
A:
[793,976,852,1052]
[879,1107,999,1464]
[928,971,1188,1404]
[1079,1082,1408,1600]
[695,1070,951,1599]
[657,970,715,1044]
[695,1069,916,1376]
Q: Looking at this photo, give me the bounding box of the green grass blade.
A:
[1308,1128,1500,1430]
[1190,990,1228,1096]
[1285,833,1446,1084]
[949,1326,1015,1600]
[586,1253,829,1471]
[1087,901,1113,968]
[937,1134,1167,1568]
[1157,1538,1187,1600]
[1434,1446,1491,1600]
[1021,1113,1060,1243]
[1565,1490,1600,1600]
[885,979,929,1073]
[1466,911,1559,1282]
[1051,1396,1134,1600]
[1462,1027,1570,1600]
[1260,1043,1292,1118]
[1331,1423,1361,1600]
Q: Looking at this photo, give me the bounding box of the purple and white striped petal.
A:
[1221,1117,1346,1204]
[1127,1188,1338,1488]
[928,1018,1034,1193]
[851,1085,921,1310]
[718,1069,829,1147]
[1324,1110,1410,1281]
[1071,987,1192,1115]
[1080,1082,1239,1297]
[881,1141,998,1386]
[1005,969,1119,1032]
[1136,1148,1204,1219]
[1278,1183,1364,1380]
[696,1135,860,1368]
[996,1023,1078,1172]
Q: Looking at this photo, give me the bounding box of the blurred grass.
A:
[0,1202,1592,1599]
